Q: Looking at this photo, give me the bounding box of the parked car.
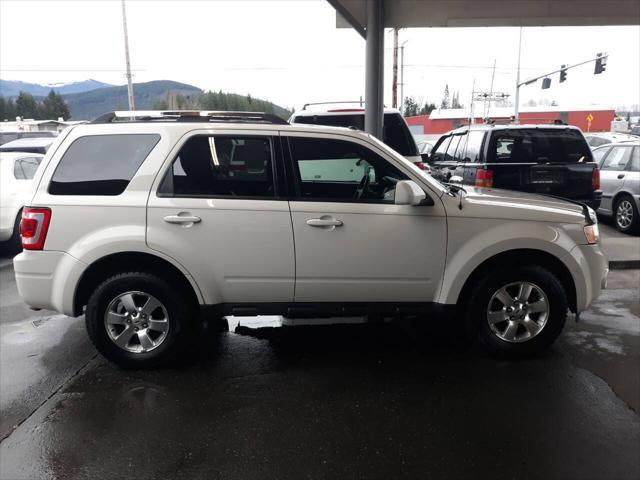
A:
[0,152,44,251]
[428,124,602,209]
[592,141,640,234]
[14,110,607,368]
[0,136,55,154]
[0,130,57,146]
[584,132,637,148]
[289,103,428,170]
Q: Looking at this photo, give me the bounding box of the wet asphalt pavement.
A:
[0,261,639,479]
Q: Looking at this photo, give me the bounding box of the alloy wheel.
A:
[616,200,633,229]
[486,281,549,343]
[104,291,170,353]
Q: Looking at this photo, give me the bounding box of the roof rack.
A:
[302,101,365,110]
[91,110,289,125]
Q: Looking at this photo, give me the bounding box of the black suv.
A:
[428,124,602,209]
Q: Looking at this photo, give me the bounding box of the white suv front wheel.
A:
[86,272,195,368]
[467,265,568,356]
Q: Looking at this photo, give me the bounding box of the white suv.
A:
[14,111,608,368]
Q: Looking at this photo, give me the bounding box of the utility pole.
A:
[485,59,497,118]
[392,28,399,109]
[399,40,407,114]
[514,27,523,123]
[121,0,135,112]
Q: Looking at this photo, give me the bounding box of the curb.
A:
[609,260,640,270]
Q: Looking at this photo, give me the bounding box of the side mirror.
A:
[421,153,431,163]
[394,180,427,206]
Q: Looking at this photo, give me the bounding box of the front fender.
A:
[438,218,581,305]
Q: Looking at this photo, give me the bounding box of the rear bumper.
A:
[582,190,602,210]
[13,250,86,316]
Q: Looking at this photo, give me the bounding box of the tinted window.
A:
[601,146,633,171]
[592,146,611,165]
[160,135,275,198]
[292,113,418,156]
[464,131,485,162]
[50,134,159,195]
[488,129,592,164]
[432,136,452,161]
[382,113,419,156]
[446,135,462,161]
[288,137,408,202]
[13,156,42,180]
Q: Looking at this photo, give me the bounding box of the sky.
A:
[1,0,639,113]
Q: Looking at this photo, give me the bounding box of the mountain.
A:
[0,79,113,97]
[62,80,203,120]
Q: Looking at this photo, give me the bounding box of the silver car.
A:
[593,141,640,234]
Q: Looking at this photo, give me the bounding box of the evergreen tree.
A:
[419,102,436,115]
[0,96,17,121]
[451,91,463,109]
[41,90,71,120]
[441,85,450,109]
[15,91,39,118]
[402,96,419,116]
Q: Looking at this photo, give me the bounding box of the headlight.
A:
[584,224,599,244]
[587,207,598,225]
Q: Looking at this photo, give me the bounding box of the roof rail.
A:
[91,110,289,125]
[302,100,365,110]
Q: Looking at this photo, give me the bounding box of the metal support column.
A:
[364,0,384,138]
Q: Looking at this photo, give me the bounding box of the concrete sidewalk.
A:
[599,222,640,269]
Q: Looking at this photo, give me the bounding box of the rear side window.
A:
[13,156,42,180]
[49,134,159,195]
[592,146,611,165]
[159,135,275,198]
[464,131,485,162]
[488,129,592,164]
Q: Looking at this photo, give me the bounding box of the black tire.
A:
[86,272,197,369]
[613,195,639,235]
[466,265,568,357]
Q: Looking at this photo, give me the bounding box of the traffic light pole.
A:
[513,53,608,123]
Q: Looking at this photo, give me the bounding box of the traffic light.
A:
[541,77,551,89]
[560,65,567,82]
[594,53,607,74]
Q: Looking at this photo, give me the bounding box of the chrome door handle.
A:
[306,218,343,227]
[164,215,201,224]
[617,174,625,179]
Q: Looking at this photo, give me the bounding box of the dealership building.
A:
[405,106,615,135]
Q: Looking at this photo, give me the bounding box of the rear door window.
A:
[488,129,592,164]
[601,146,633,171]
[463,131,485,162]
[49,134,160,195]
[160,135,276,198]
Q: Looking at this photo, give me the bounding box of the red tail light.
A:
[415,162,427,171]
[21,207,51,250]
[592,168,600,190]
[475,169,494,188]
